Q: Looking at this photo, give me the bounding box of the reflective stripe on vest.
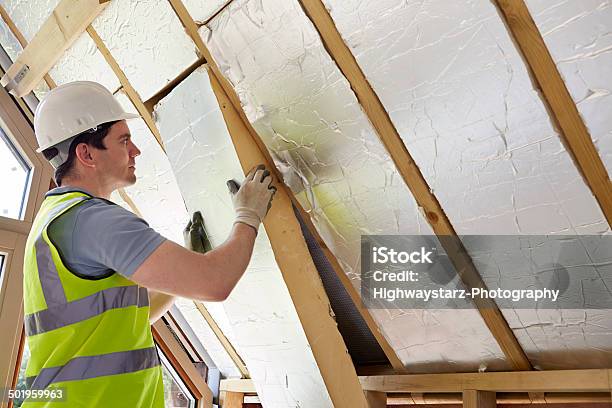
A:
[26,347,160,390]
[25,286,149,336]
[23,191,164,407]
[34,196,85,307]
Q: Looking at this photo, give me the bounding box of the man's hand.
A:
[184,211,212,254]
[228,164,277,233]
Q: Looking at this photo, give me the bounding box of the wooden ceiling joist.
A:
[296,0,531,371]
[167,0,406,373]
[86,26,165,150]
[208,67,369,407]
[360,369,612,393]
[0,0,109,98]
[495,0,612,226]
[0,4,56,90]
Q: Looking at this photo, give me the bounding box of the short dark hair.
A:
[43,121,118,186]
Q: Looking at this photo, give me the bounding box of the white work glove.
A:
[227,164,277,233]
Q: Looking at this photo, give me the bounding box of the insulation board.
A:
[182,0,232,24]
[92,0,200,101]
[200,0,511,372]
[114,90,188,245]
[155,65,334,407]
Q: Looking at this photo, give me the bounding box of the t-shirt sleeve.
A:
[70,199,167,277]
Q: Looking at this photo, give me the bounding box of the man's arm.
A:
[133,222,256,301]
[148,290,176,324]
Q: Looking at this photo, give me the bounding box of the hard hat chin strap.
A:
[43,137,74,169]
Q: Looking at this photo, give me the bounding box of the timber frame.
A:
[362,369,612,406]
[0,0,611,406]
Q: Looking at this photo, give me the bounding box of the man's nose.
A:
[130,141,141,157]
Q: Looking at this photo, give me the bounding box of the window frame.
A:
[0,82,53,400]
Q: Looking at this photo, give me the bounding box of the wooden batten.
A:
[0,0,109,97]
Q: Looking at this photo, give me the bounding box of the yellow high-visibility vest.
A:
[22,190,164,407]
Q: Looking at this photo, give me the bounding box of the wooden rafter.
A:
[0,4,56,90]
[166,0,406,373]
[86,26,165,149]
[495,0,612,226]
[208,67,369,407]
[0,0,109,97]
[296,0,532,371]
[360,369,612,393]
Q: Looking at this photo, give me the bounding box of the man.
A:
[22,81,275,407]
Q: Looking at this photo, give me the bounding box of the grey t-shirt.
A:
[46,187,166,278]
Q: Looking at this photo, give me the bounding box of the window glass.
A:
[0,127,30,219]
[159,349,196,408]
[12,339,29,408]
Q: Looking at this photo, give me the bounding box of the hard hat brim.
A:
[36,112,141,153]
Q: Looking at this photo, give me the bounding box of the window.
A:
[159,349,196,408]
[0,127,31,220]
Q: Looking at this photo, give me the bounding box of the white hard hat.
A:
[34,81,139,153]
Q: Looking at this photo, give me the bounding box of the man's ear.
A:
[74,143,96,169]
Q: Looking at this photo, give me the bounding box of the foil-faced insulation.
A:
[200,0,510,372]
[0,0,120,98]
[92,0,200,101]
[321,0,612,368]
[182,0,232,24]
[525,0,612,179]
[155,65,334,407]
[113,90,188,245]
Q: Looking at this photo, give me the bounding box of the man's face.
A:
[95,121,141,189]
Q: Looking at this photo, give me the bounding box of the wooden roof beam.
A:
[207,66,369,407]
[494,0,612,226]
[296,0,531,371]
[0,4,56,90]
[361,369,612,393]
[0,0,109,97]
